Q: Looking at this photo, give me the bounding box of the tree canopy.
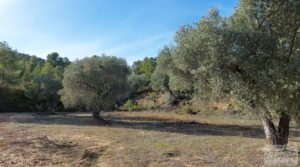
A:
[60,55,130,119]
[154,0,300,146]
[0,42,69,112]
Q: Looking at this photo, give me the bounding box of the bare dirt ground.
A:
[0,111,299,167]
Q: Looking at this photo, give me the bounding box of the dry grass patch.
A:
[0,111,299,166]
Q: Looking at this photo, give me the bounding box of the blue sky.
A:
[0,0,237,64]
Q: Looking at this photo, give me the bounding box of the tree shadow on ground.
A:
[0,113,274,139]
[96,114,300,139]
[108,116,267,138]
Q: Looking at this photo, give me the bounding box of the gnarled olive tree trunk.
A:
[261,112,291,146]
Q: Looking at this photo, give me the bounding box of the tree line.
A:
[0,0,299,146]
[0,44,156,115]
[0,43,70,113]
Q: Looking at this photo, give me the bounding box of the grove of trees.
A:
[0,42,70,113]
[0,0,299,146]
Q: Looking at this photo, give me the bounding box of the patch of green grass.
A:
[154,143,169,149]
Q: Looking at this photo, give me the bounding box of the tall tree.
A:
[131,57,156,80]
[46,52,70,68]
[139,57,156,80]
[0,42,17,87]
[151,47,174,101]
[60,55,130,120]
[0,42,18,112]
[166,1,300,146]
[22,53,68,112]
[225,0,300,146]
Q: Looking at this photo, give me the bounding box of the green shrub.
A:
[123,99,140,112]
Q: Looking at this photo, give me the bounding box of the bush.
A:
[123,99,140,112]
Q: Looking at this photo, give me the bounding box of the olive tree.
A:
[152,44,194,99]
[127,73,148,94]
[151,46,180,104]
[167,9,226,102]
[168,0,300,146]
[60,55,130,120]
[225,0,300,146]
[151,47,172,92]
